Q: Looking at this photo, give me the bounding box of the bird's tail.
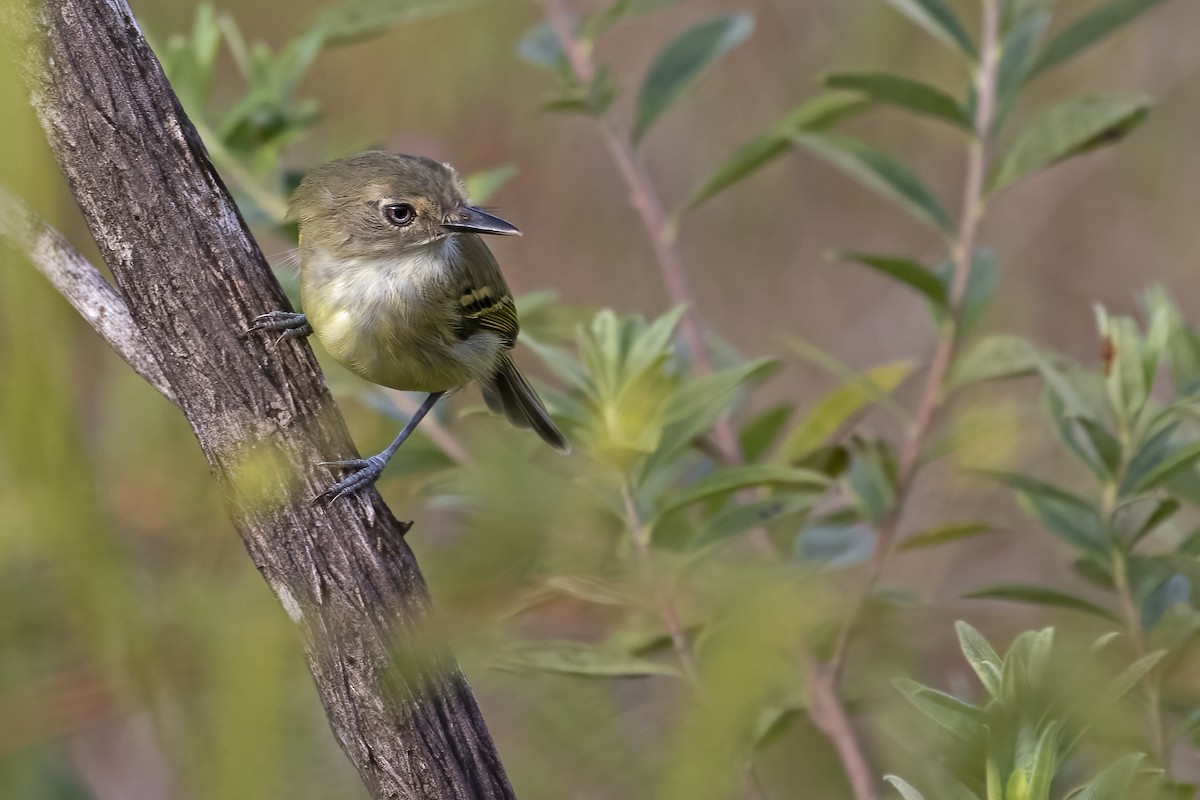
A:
[481,355,570,454]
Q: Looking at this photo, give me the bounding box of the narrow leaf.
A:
[740,405,792,462]
[948,334,1045,389]
[1125,441,1200,495]
[1031,0,1169,80]
[697,494,817,547]
[1104,650,1167,705]
[833,251,947,307]
[901,522,994,550]
[990,94,1152,192]
[633,13,754,142]
[983,470,1106,556]
[965,583,1120,622]
[955,621,1003,697]
[823,71,971,129]
[1066,753,1143,800]
[311,0,480,47]
[681,92,871,211]
[464,164,517,204]
[656,465,828,519]
[882,0,977,59]
[792,132,954,235]
[777,359,915,462]
[993,11,1051,130]
[795,522,877,569]
[893,677,987,740]
[493,641,683,679]
[885,775,929,800]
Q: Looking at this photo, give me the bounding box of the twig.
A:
[829,0,999,682]
[542,0,742,465]
[1112,549,1169,769]
[622,481,700,687]
[804,3,1003,798]
[0,186,177,404]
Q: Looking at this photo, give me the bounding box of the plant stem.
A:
[831,0,1000,681]
[804,3,1003,798]
[1112,548,1169,770]
[621,481,700,687]
[542,0,742,466]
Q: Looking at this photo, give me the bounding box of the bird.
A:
[248,151,568,502]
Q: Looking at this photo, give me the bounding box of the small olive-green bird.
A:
[250,151,569,502]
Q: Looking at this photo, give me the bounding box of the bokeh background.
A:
[2,0,1200,797]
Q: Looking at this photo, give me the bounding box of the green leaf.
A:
[989,94,1153,192]
[882,0,977,59]
[493,640,683,679]
[1105,650,1168,705]
[1098,310,1151,424]
[893,677,987,741]
[1124,440,1200,495]
[310,0,480,47]
[680,92,871,211]
[647,357,780,467]
[1111,497,1179,548]
[696,494,817,548]
[795,522,877,568]
[884,775,929,800]
[1143,285,1200,397]
[955,621,1002,697]
[633,13,754,143]
[655,464,828,519]
[984,470,1107,556]
[1028,722,1061,800]
[1030,0,1169,80]
[901,522,994,551]
[1059,415,1123,481]
[739,404,792,462]
[581,0,688,39]
[791,132,954,235]
[832,251,947,307]
[933,249,998,335]
[949,334,1046,389]
[777,359,915,462]
[517,20,570,74]
[993,11,1051,130]
[964,583,1120,622]
[1066,753,1143,800]
[541,67,617,116]
[464,164,517,205]
[822,71,971,130]
[845,444,897,523]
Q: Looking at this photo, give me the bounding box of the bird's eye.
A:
[383,203,415,226]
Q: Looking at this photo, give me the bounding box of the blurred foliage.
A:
[3,0,1199,799]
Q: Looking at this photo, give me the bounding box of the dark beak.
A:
[442,206,522,237]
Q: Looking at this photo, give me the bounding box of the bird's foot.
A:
[245,310,312,345]
[314,454,388,505]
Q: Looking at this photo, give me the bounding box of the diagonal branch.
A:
[0,187,176,404]
[11,1,514,797]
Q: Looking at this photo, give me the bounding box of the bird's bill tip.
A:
[442,206,522,236]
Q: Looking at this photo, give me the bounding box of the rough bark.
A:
[13,0,515,797]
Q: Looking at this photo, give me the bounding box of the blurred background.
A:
[2,0,1199,797]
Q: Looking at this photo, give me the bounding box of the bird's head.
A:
[289,151,520,261]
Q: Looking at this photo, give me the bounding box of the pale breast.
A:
[301,242,507,392]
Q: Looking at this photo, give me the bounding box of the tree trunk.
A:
[13,0,515,797]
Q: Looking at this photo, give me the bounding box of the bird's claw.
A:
[245,310,312,345]
[314,455,388,505]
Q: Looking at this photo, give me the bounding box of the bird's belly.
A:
[310,302,505,393]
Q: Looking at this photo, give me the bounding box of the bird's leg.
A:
[316,391,446,504]
[245,310,312,342]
